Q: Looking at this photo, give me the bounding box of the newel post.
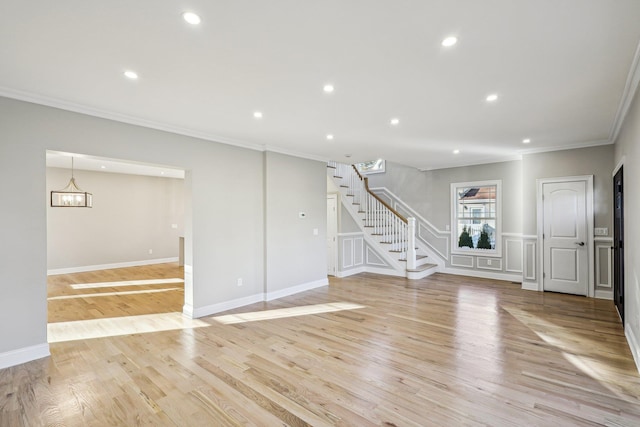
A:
[407,217,417,270]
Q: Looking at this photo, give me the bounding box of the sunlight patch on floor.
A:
[70,278,184,289]
[212,302,366,325]
[48,312,209,343]
[48,287,182,300]
[503,305,626,398]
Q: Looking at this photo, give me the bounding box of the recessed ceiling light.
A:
[160,171,165,175]
[442,36,458,47]
[100,165,106,169]
[486,94,498,102]
[253,111,263,119]
[326,134,334,140]
[123,70,138,80]
[390,118,400,126]
[182,12,201,25]
[522,138,531,144]
[323,84,335,93]
[453,149,460,154]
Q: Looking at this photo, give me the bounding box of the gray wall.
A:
[265,152,327,293]
[366,146,613,284]
[369,146,613,238]
[47,168,184,270]
[522,145,614,236]
[367,160,523,233]
[614,84,640,363]
[0,96,327,358]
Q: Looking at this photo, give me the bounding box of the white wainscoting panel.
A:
[418,223,448,260]
[343,239,353,268]
[477,257,502,271]
[505,239,523,273]
[596,242,612,288]
[378,193,393,205]
[524,241,537,281]
[451,255,474,268]
[341,236,365,270]
[366,247,388,266]
[354,238,364,266]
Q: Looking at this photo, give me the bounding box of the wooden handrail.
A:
[351,165,408,223]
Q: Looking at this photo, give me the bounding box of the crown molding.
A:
[417,137,614,171]
[262,144,330,163]
[517,138,612,156]
[0,87,338,165]
[609,39,640,143]
[0,81,628,172]
[0,87,268,151]
[418,154,523,171]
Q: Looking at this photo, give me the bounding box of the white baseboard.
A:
[443,267,523,283]
[336,267,366,278]
[336,266,404,278]
[265,278,329,301]
[625,324,640,374]
[184,278,331,318]
[186,293,265,319]
[182,304,194,318]
[0,343,50,370]
[47,257,179,275]
[595,290,613,300]
[521,281,540,291]
[365,266,405,277]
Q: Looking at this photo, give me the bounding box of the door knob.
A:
[575,242,585,246]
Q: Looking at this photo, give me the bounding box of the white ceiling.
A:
[3,1,640,170]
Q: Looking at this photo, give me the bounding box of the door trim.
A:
[612,164,624,321]
[613,155,625,177]
[536,175,594,296]
[327,193,339,277]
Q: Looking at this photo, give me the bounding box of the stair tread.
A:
[406,263,438,272]
[399,255,429,261]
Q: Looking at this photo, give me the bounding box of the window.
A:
[451,180,501,256]
[355,159,385,174]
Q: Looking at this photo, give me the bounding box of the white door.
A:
[327,194,338,276]
[542,181,589,295]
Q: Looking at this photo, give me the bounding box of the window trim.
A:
[450,180,502,257]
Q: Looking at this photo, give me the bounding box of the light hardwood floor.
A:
[47,263,185,323]
[2,266,640,426]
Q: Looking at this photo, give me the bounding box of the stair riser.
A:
[406,266,438,280]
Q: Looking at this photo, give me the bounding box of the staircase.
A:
[328,161,438,279]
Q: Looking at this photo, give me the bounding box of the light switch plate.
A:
[594,227,608,236]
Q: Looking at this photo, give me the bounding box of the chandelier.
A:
[50,157,93,208]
